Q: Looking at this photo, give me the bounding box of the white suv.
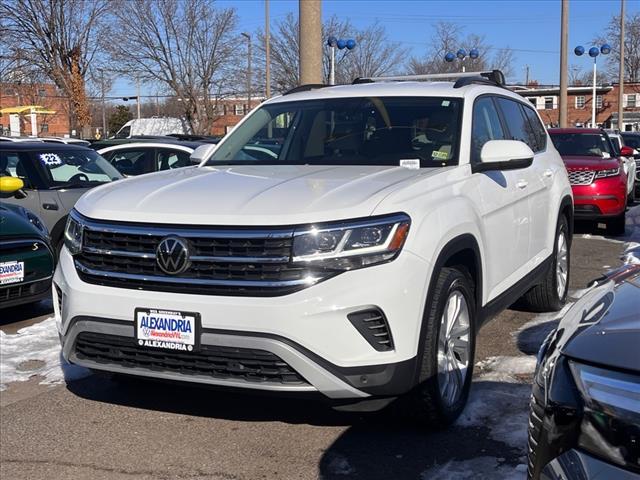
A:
[55,71,573,426]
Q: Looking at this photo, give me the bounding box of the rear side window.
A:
[108,149,151,176]
[521,106,547,152]
[157,149,191,170]
[471,97,505,163]
[495,98,533,149]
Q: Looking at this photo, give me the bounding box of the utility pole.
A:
[559,0,569,128]
[525,65,530,86]
[136,76,141,119]
[241,32,252,113]
[265,0,271,98]
[618,0,625,131]
[299,0,322,85]
[99,68,106,137]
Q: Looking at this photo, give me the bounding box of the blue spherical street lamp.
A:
[574,43,610,127]
[327,37,357,85]
[445,48,479,72]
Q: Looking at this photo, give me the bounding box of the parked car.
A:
[606,129,637,202]
[55,71,573,425]
[621,132,640,197]
[549,128,628,234]
[113,117,189,138]
[527,264,640,480]
[41,137,91,146]
[0,136,44,142]
[0,142,123,253]
[96,142,199,176]
[0,180,54,308]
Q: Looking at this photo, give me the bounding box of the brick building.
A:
[0,83,71,136]
[513,82,640,131]
[209,97,264,136]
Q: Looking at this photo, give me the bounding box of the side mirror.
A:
[0,176,25,197]
[620,146,634,157]
[473,140,534,173]
[190,143,218,164]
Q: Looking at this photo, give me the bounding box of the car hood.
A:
[0,204,46,240]
[562,155,620,171]
[556,265,640,373]
[75,165,446,225]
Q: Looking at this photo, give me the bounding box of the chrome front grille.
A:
[74,218,334,296]
[567,169,595,186]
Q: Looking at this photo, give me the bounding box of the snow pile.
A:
[474,356,537,383]
[421,457,527,480]
[0,317,90,391]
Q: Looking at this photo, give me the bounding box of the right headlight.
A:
[570,361,640,472]
[292,213,410,270]
[64,211,84,255]
[595,167,620,179]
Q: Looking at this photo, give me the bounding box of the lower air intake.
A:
[347,309,394,352]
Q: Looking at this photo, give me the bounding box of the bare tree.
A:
[254,14,407,93]
[0,0,109,133]
[408,22,516,80]
[594,13,640,82]
[106,0,239,134]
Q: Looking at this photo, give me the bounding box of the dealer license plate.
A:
[0,261,25,285]
[135,308,199,352]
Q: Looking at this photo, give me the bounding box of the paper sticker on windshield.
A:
[39,153,62,167]
[441,100,450,107]
[400,159,420,170]
[432,150,449,160]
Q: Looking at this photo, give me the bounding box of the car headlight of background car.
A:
[570,361,640,472]
[64,211,84,255]
[292,213,410,270]
[595,167,621,179]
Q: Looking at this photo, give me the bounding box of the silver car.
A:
[0,142,122,253]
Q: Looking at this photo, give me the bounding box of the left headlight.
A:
[595,167,620,179]
[570,361,640,471]
[64,211,84,255]
[292,213,410,270]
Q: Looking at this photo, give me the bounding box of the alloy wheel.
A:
[437,290,471,407]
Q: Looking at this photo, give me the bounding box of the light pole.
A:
[327,36,356,85]
[445,48,479,72]
[97,68,107,137]
[574,43,611,127]
[241,32,252,113]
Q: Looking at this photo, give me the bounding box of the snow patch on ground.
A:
[0,317,90,391]
[420,456,527,480]
[475,356,537,383]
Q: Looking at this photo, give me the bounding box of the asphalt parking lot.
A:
[1,205,638,480]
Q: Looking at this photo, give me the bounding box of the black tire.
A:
[608,212,626,236]
[521,215,570,313]
[395,267,476,428]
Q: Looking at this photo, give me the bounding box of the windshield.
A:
[550,133,613,157]
[35,149,123,188]
[206,97,462,168]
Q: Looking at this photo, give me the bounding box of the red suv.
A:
[549,128,627,234]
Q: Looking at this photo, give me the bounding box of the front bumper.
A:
[54,246,429,400]
[571,175,627,217]
[539,449,640,480]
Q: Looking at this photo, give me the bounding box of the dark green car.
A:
[0,193,54,309]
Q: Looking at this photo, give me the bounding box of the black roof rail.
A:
[453,70,506,89]
[283,84,330,95]
[353,70,506,88]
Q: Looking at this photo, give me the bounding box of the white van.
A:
[114,118,189,138]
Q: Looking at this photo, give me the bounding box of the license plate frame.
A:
[134,308,201,352]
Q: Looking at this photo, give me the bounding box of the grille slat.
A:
[567,169,595,186]
[0,280,50,303]
[77,224,332,296]
[74,332,309,385]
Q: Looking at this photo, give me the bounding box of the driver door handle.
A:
[516,180,528,189]
[42,203,59,211]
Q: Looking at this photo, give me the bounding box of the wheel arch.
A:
[559,194,574,244]
[412,233,483,385]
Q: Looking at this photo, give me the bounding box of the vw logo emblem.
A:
[156,236,191,275]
